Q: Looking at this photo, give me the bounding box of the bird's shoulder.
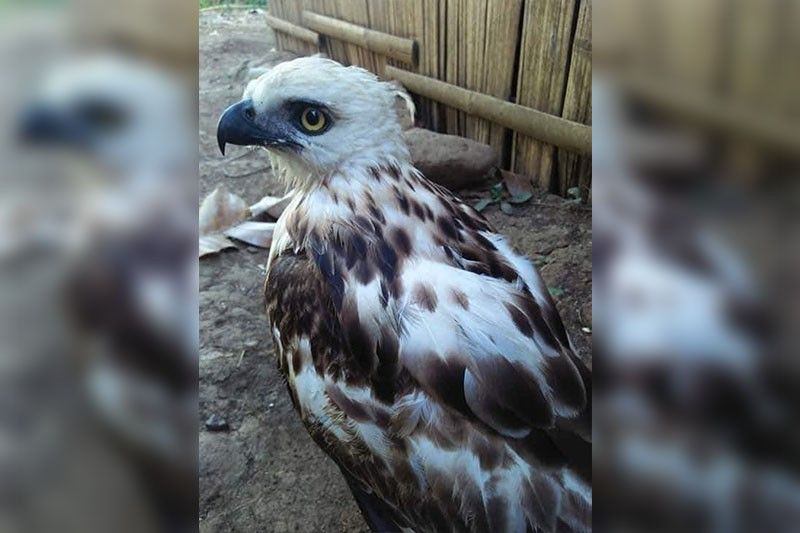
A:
[290,178,590,430]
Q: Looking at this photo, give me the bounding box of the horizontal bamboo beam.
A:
[385,66,591,155]
[617,71,800,157]
[265,14,320,46]
[302,11,418,66]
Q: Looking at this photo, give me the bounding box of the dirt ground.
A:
[199,9,591,532]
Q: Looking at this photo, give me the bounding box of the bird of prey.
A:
[16,55,198,529]
[217,57,591,533]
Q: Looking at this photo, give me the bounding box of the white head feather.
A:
[244,57,412,186]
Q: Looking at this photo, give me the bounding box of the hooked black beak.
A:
[216,99,297,156]
[17,105,89,147]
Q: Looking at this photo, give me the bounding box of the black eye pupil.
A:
[306,109,319,125]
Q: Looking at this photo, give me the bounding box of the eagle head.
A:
[217,56,411,182]
[18,55,190,173]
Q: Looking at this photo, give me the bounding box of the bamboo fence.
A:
[595,0,800,159]
[268,0,593,197]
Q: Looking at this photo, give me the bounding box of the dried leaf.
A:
[199,186,248,235]
[500,169,533,197]
[549,287,565,298]
[224,221,276,249]
[249,192,294,220]
[200,234,236,257]
[473,198,492,212]
[567,186,581,200]
[508,191,533,204]
[490,182,504,201]
[500,202,514,215]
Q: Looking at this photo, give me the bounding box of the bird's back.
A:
[265,165,591,532]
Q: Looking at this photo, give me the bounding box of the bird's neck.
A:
[270,137,411,193]
[271,156,422,255]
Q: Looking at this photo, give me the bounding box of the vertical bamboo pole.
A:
[407,0,428,126]
[422,0,440,130]
[464,0,489,143]
[365,0,390,76]
[269,0,285,51]
[332,0,374,70]
[438,0,448,132]
[480,0,523,164]
[558,0,592,198]
[319,0,349,63]
[284,0,305,54]
[444,0,461,135]
[512,0,577,191]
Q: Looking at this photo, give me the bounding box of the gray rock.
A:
[403,128,497,190]
[205,414,229,432]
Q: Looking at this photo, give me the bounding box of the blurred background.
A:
[0,0,197,532]
[594,0,800,531]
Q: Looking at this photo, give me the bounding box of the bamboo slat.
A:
[316,0,348,62]
[480,0,523,166]
[267,0,594,197]
[385,66,591,154]
[463,0,488,143]
[269,0,319,55]
[650,0,727,91]
[302,11,418,66]
[618,70,800,156]
[444,0,463,135]
[511,0,577,190]
[265,14,320,46]
[364,0,392,76]
[420,0,441,131]
[557,0,592,198]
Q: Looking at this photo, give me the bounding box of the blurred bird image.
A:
[592,76,800,533]
[217,57,591,532]
[11,54,197,532]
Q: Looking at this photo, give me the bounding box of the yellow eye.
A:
[300,107,326,133]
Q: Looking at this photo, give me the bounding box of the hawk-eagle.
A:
[217,57,591,533]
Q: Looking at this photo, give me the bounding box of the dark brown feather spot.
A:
[395,192,410,215]
[389,227,412,257]
[292,350,303,374]
[505,302,534,338]
[449,288,470,310]
[341,302,374,374]
[544,354,586,411]
[412,282,438,312]
[436,216,460,241]
[326,383,371,422]
[424,355,470,416]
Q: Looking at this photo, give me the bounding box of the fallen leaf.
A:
[199,186,248,257]
[199,186,248,235]
[250,192,294,220]
[500,169,534,197]
[549,287,565,298]
[225,221,276,249]
[500,202,514,215]
[473,198,492,212]
[567,186,582,200]
[490,182,504,201]
[200,234,236,257]
[508,191,533,204]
